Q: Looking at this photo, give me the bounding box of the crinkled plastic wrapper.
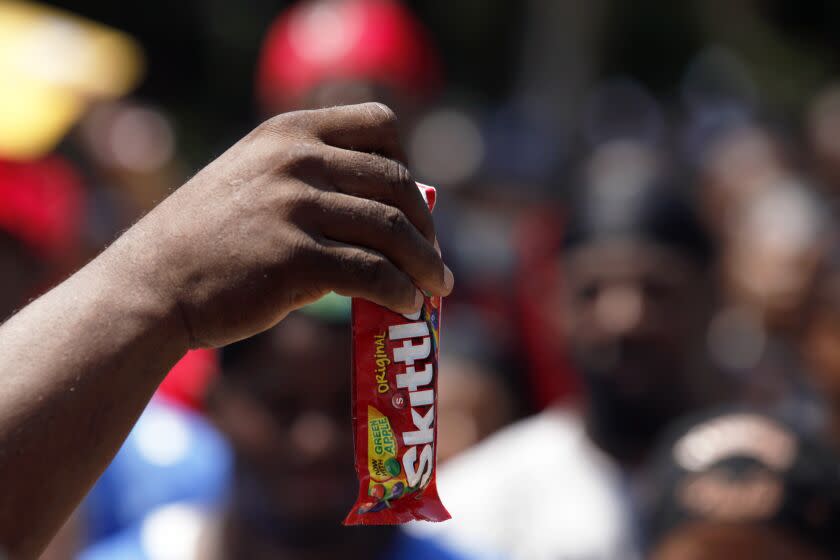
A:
[344,184,450,525]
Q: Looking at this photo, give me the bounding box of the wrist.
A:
[95,223,193,357]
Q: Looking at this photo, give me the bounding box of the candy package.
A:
[344,184,450,525]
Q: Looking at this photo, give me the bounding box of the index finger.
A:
[297,102,407,162]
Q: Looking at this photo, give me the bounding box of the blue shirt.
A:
[82,506,472,560]
[84,398,232,541]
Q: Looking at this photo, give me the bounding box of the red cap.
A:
[257,0,441,110]
[0,156,84,259]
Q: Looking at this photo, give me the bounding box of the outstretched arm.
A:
[0,103,453,558]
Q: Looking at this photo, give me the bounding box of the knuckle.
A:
[292,236,331,281]
[276,186,321,223]
[357,251,388,286]
[382,205,409,238]
[279,142,323,176]
[258,109,318,140]
[361,155,412,201]
[384,158,412,195]
[355,251,412,306]
[286,230,318,262]
[258,113,292,135]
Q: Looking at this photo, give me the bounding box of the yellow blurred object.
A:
[0,0,143,160]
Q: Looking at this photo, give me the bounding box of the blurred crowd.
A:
[4,0,840,558]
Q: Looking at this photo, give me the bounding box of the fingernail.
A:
[414,289,425,310]
[434,238,442,257]
[443,265,455,293]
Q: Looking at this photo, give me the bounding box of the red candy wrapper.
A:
[344,184,450,525]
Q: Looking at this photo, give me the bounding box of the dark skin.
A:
[560,239,720,466]
[206,314,395,560]
[0,103,453,558]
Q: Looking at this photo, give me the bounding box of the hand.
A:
[116,103,454,348]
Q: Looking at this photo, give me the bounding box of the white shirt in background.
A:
[410,407,640,560]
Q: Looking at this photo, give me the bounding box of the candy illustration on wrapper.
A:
[370,484,386,500]
[385,457,401,477]
[344,184,450,525]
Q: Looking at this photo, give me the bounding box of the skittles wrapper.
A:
[344,184,450,525]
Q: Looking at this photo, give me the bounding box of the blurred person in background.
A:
[645,409,839,560]
[436,310,518,463]
[800,247,840,448]
[691,118,831,432]
[412,141,728,560]
[509,78,669,412]
[807,83,840,212]
[408,95,576,417]
[697,126,830,431]
[82,296,467,560]
[709,182,828,418]
[436,353,516,464]
[718,181,826,337]
[694,124,792,242]
[256,0,440,118]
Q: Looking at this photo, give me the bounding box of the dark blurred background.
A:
[42,0,840,166]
